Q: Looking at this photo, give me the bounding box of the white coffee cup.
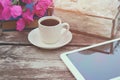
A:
[38,16,70,44]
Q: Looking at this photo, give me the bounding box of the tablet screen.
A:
[67,51,120,80]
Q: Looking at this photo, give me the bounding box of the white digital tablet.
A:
[60,38,120,80]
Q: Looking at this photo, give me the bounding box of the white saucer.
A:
[28,28,72,49]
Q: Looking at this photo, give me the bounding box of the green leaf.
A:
[12,0,18,5]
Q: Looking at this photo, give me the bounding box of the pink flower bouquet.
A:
[0,0,53,31]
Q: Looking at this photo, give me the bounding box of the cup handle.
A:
[61,23,70,36]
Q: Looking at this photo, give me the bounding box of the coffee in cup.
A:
[38,16,70,44]
[40,19,59,26]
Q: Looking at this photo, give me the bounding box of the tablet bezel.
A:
[60,38,120,80]
[61,52,85,80]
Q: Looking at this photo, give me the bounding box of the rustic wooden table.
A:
[0,29,120,80]
[0,9,120,80]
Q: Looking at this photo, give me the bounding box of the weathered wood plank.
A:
[0,45,77,80]
[0,46,80,60]
[0,45,112,61]
[0,62,73,79]
[0,44,120,80]
[0,60,67,70]
[0,69,72,77]
[0,30,116,54]
[54,9,113,38]
[0,77,75,80]
[0,30,118,54]
[54,0,119,18]
[0,42,119,80]
[0,31,30,45]
[0,31,107,46]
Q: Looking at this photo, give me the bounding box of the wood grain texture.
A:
[54,0,119,18]
[0,45,77,80]
[54,9,120,39]
[0,31,120,80]
[0,45,120,80]
[0,31,112,52]
[0,31,106,45]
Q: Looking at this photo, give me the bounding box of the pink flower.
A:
[0,0,11,7]
[34,0,52,17]
[10,5,22,18]
[34,3,46,17]
[22,0,33,4]
[0,2,3,14]
[16,9,34,31]
[0,2,3,19]
[22,9,34,24]
[2,7,11,20]
[0,0,12,20]
[16,18,25,31]
[0,0,53,31]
